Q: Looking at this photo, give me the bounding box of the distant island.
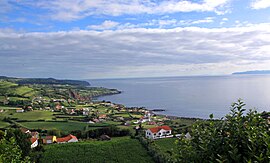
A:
[232,70,270,75]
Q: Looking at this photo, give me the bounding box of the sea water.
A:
[89,75,270,119]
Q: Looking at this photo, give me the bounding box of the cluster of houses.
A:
[20,128,78,148]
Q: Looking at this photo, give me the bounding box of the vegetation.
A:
[20,121,89,133]
[40,137,154,163]
[0,136,30,163]
[176,99,270,163]
[1,78,269,163]
[0,77,120,107]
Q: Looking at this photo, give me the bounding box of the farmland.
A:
[40,137,154,163]
[0,77,120,107]
[154,138,179,157]
[19,121,90,132]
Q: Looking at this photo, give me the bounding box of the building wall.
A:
[68,138,78,143]
[145,129,172,139]
[31,140,38,148]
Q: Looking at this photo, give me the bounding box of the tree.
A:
[176,99,270,163]
[0,136,30,163]
[6,129,31,158]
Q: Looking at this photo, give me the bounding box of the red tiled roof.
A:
[148,126,171,134]
[56,134,78,143]
[30,138,38,144]
[99,114,107,118]
[20,127,30,133]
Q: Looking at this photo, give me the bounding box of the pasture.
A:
[40,137,154,163]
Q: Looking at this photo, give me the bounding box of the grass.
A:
[0,81,18,89]
[13,86,34,96]
[0,106,17,110]
[155,138,179,154]
[11,110,55,120]
[171,118,197,126]
[40,137,154,163]
[19,121,89,132]
[0,121,10,128]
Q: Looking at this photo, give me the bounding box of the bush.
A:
[176,99,270,163]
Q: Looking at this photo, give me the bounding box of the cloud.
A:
[88,20,119,30]
[16,0,231,21]
[0,0,11,14]
[251,0,270,9]
[1,23,270,78]
[115,17,215,29]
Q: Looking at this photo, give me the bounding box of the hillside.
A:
[0,77,120,107]
[40,137,154,163]
[0,76,90,86]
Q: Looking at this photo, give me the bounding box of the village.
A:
[2,100,195,150]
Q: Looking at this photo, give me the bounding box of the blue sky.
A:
[1,0,270,79]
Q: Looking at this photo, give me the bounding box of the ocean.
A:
[89,75,270,119]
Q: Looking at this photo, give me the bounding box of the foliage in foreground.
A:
[177,99,270,163]
[0,134,30,163]
[40,137,154,163]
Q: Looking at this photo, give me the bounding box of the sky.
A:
[1,0,270,79]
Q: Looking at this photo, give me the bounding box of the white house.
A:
[56,134,78,143]
[82,108,90,115]
[145,126,172,139]
[16,108,24,113]
[134,112,152,124]
[30,138,38,148]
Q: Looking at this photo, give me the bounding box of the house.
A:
[145,126,172,139]
[55,104,63,111]
[99,114,107,119]
[30,131,39,139]
[20,128,31,134]
[82,108,90,115]
[185,132,192,139]
[87,120,95,124]
[30,138,38,148]
[16,108,24,113]
[43,136,57,144]
[56,134,78,143]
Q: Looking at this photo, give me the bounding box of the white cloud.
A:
[251,0,270,9]
[189,17,215,24]
[222,18,229,21]
[1,23,270,78]
[88,20,119,30]
[18,0,231,21]
[116,17,215,29]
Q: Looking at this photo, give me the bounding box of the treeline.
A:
[71,125,131,139]
[16,78,90,86]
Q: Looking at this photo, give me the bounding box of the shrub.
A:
[176,99,270,163]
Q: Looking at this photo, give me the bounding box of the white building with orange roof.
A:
[145,126,172,139]
[56,134,78,143]
[30,138,38,148]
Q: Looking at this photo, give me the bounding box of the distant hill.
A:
[0,76,90,86]
[232,70,270,75]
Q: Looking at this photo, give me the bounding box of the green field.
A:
[0,106,17,110]
[0,121,10,128]
[40,137,154,163]
[0,81,18,89]
[19,121,89,132]
[10,110,55,121]
[155,138,179,155]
